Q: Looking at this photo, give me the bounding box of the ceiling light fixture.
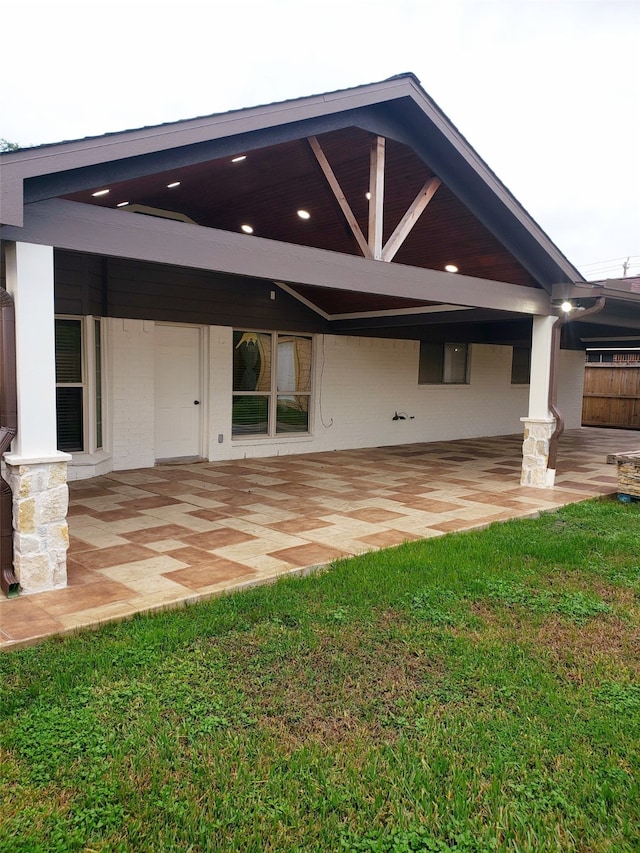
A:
[231,155,247,163]
[365,192,371,200]
[444,264,459,273]
[561,301,573,313]
[240,224,254,234]
[167,181,181,188]
[297,209,311,220]
[92,189,110,197]
[116,201,130,208]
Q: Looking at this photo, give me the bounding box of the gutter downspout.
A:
[548,296,606,471]
[0,287,19,597]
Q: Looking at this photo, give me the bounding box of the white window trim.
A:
[55,314,110,464]
[418,342,471,386]
[231,329,314,440]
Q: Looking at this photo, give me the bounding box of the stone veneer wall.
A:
[3,460,69,593]
[520,418,556,487]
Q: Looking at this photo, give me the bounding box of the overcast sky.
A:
[2,0,638,281]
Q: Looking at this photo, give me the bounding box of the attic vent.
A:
[121,204,197,225]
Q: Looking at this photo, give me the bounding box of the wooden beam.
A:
[368,136,385,259]
[382,177,441,262]
[2,198,552,315]
[307,136,372,259]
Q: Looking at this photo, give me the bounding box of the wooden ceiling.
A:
[63,126,541,311]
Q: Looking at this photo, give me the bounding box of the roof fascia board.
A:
[10,78,412,170]
[553,280,640,304]
[571,311,640,331]
[1,198,551,316]
[361,101,583,289]
[0,75,583,292]
[22,110,369,206]
[1,78,416,221]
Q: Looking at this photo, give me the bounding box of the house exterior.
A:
[1,73,639,596]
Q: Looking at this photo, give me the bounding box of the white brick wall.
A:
[103,324,587,470]
[303,337,529,454]
[206,325,234,455]
[558,349,586,429]
[108,318,156,471]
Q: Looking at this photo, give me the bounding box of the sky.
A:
[2,0,639,281]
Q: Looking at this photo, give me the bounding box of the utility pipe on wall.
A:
[0,287,19,597]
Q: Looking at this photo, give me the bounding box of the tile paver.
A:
[1,427,638,649]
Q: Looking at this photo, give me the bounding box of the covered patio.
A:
[1,426,637,649]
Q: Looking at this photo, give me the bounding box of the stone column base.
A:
[3,456,70,594]
[520,418,556,488]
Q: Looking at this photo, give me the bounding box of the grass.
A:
[1,497,639,852]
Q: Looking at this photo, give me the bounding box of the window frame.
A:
[231,329,313,439]
[418,341,470,385]
[510,346,531,385]
[55,315,105,454]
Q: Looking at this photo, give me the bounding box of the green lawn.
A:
[1,498,639,852]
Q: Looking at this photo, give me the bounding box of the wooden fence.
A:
[582,365,640,429]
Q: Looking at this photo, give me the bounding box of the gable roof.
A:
[1,73,581,291]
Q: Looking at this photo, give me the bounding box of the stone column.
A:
[3,460,69,591]
[520,315,556,488]
[3,242,71,593]
[520,417,556,487]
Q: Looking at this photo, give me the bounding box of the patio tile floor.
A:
[2,427,638,649]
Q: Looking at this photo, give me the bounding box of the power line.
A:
[578,255,640,280]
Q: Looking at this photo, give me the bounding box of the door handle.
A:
[194,400,200,405]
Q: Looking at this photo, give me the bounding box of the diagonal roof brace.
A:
[307,133,441,265]
[381,176,440,261]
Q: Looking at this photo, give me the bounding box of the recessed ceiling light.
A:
[365,192,371,200]
[231,155,247,163]
[167,181,181,188]
[92,189,110,197]
[444,264,459,273]
[240,224,254,234]
[116,201,130,208]
[297,209,311,220]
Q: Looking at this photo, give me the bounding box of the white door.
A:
[155,325,202,460]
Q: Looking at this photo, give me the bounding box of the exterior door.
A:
[154,325,202,460]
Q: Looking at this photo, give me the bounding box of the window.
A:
[418,342,469,384]
[232,331,312,437]
[55,317,103,453]
[511,347,531,384]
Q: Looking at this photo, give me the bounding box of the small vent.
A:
[121,204,197,225]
